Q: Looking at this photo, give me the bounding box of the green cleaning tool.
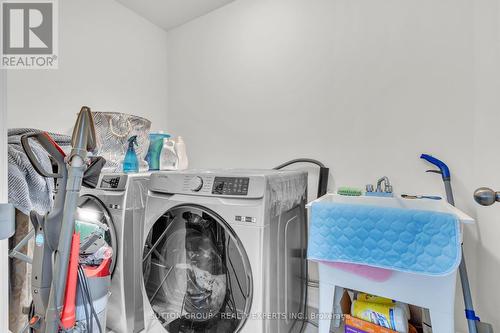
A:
[337,187,363,196]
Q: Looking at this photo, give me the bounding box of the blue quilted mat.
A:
[308,202,461,276]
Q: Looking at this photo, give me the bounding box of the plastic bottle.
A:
[145,132,170,171]
[175,136,189,170]
[123,135,139,173]
[160,138,178,170]
[351,300,408,333]
[357,293,411,321]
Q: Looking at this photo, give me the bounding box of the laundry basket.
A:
[75,275,111,331]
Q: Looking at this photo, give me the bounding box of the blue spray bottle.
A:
[123,135,139,173]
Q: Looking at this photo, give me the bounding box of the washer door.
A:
[76,195,117,275]
[143,205,253,333]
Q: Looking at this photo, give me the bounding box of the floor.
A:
[303,322,319,333]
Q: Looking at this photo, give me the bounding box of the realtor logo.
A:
[1,0,58,69]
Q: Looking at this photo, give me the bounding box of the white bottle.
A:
[159,138,178,170]
[175,136,189,170]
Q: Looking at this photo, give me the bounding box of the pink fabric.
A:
[320,261,393,282]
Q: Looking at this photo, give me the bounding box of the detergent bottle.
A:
[145,132,170,170]
[175,136,188,170]
[351,300,408,333]
[123,135,139,173]
[160,138,178,170]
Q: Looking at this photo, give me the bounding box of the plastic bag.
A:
[92,112,151,172]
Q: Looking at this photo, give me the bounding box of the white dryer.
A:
[142,169,308,333]
[78,173,150,333]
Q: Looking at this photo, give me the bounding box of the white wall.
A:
[1,70,9,333]
[166,0,474,204]
[166,0,500,330]
[7,0,168,133]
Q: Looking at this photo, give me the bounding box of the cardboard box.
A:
[408,305,432,333]
[344,315,398,333]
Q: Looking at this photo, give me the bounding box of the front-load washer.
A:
[142,169,308,333]
[78,172,150,333]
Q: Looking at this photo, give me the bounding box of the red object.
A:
[84,257,111,278]
[42,131,67,157]
[60,233,80,330]
[29,316,40,325]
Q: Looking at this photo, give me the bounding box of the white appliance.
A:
[78,173,150,333]
[142,169,308,333]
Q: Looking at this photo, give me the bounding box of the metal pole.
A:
[443,179,478,333]
[444,180,455,206]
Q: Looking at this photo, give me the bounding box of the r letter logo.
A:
[1,0,58,69]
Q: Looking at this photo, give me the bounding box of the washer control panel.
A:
[150,171,267,199]
[99,175,127,190]
[212,177,249,196]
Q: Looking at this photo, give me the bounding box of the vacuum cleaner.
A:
[420,154,493,333]
[18,107,108,333]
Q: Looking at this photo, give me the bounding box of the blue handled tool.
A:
[421,154,493,333]
[420,153,451,180]
[420,154,455,205]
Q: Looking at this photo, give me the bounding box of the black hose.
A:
[84,273,103,333]
[274,158,326,169]
[78,265,104,333]
[273,158,329,198]
[77,268,91,333]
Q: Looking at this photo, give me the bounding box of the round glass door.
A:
[143,205,253,333]
[76,195,117,275]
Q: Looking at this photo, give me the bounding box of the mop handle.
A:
[420,154,455,205]
[420,154,478,333]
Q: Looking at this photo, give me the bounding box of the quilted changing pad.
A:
[308,202,462,276]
